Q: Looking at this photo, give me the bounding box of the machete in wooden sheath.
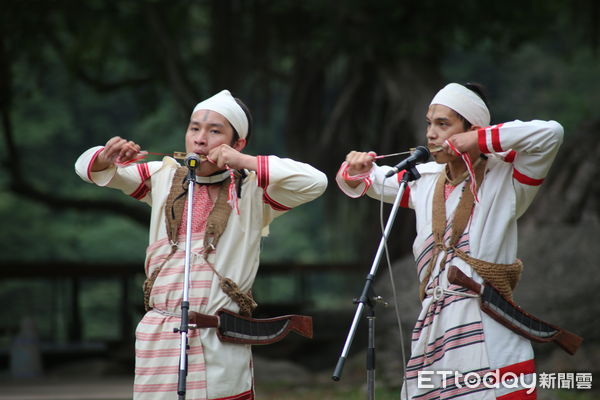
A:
[447,265,582,355]
[189,308,313,345]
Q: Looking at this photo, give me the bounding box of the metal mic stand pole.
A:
[176,162,198,400]
[332,165,421,400]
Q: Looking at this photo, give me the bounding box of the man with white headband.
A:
[337,83,564,399]
[75,89,327,400]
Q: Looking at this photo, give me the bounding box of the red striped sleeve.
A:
[360,177,372,196]
[130,183,150,200]
[137,163,150,181]
[86,147,105,183]
[396,170,411,208]
[129,163,151,200]
[256,155,269,189]
[258,155,292,211]
[478,128,489,153]
[263,191,291,211]
[478,123,505,153]
[513,168,544,186]
[491,124,504,152]
[504,150,517,163]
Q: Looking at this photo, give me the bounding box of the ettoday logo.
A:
[417,370,593,393]
[417,370,536,394]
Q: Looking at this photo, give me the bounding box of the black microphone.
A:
[384,146,430,178]
[185,153,201,169]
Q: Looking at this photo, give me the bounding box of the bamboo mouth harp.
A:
[172,152,208,161]
[427,145,444,153]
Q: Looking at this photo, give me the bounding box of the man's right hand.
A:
[345,151,375,176]
[344,151,375,188]
[92,136,142,172]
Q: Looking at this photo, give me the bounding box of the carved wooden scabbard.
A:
[447,266,583,355]
[189,308,313,346]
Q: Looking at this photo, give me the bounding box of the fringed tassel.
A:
[444,140,479,202]
[226,167,240,215]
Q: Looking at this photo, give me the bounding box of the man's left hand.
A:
[207,144,257,171]
[443,130,479,155]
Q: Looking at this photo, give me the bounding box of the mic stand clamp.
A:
[332,165,421,400]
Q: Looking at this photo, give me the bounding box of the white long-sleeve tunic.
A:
[75,149,327,400]
[337,120,563,399]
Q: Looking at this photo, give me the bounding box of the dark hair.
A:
[456,82,491,130]
[230,97,253,145]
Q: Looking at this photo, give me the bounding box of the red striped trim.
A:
[136,345,203,358]
[263,191,291,211]
[130,183,150,200]
[492,360,537,400]
[86,147,105,182]
[150,296,209,309]
[137,327,200,340]
[134,380,207,393]
[135,363,206,375]
[496,388,536,400]
[360,177,372,196]
[504,150,517,163]
[478,128,489,153]
[150,280,212,295]
[256,155,269,189]
[137,162,150,181]
[513,168,544,186]
[213,389,254,400]
[491,123,504,152]
[129,164,151,200]
[405,333,485,377]
[396,170,411,208]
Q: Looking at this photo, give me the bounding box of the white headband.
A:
[430,83,490,127]
[192,90,249,139]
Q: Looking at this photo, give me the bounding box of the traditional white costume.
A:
[337,84,563,399]
[75,91,327,400]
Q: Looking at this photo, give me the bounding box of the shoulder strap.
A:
[164,166,188,244]
[419,159,487,300]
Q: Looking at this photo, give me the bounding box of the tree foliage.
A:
[1,0,598,263]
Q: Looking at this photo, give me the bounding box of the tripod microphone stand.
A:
[175,153,201,400]
[332,164,422,400]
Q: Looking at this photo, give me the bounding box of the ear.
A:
[470,124,482,132]
[233,138,247,152]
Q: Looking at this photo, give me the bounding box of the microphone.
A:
[384,146,430,178]
[185,153,201,169]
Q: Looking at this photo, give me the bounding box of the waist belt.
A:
[447,265,582,355]
[151,308,313,345]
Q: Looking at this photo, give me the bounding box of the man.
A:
[75,90,327,400]
[336,83,563,399]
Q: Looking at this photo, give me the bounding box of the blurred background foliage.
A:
[1,0,599,392]
[2,0,598,263]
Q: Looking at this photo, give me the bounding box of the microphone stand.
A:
[332,165,421,400]
[175,162,199,400]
